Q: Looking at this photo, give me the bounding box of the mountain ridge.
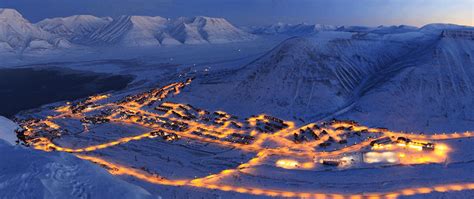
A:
[0,8,257,51]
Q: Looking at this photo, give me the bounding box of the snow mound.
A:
[0,116,18,145]
[28,39,54,50]
[0,41,14,52]
[0,142,156,199]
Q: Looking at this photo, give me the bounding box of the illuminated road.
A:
[17,79,474,198]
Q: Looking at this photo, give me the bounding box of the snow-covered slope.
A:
[0,141,156,199]
[37,15,112,39]
[170,24,474,132]
[173,30,432,120]
[172,25,474,129]
[0,116,18,145]
[168,17,208,44]
[420,23,473,33]
[0,8,54,51]
[0,115,155,198]
[342,31,474,132]
[250,23,336,35]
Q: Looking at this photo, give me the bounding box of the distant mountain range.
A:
[1,8,472,53]
[246,22,474,36]
[0,8,256,52]
[247,23,338,35]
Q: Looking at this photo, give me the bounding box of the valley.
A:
[0,7,473,199]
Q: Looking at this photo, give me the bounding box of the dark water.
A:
[0,68,133,118]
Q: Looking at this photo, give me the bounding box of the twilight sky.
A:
[1,0,472,27]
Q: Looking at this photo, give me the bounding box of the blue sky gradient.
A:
[1,0,472,26]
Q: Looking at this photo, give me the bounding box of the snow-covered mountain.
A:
[249,23,420,36]
[84,15,255,46]
[172,25,474,130]
[0,8,256,50]
[342,30,474,132]
[37,15,112,39]
[173,31,421,119]
[169,16,255,44]
[0,8,61,52]
[335,25,419,34]
[249,23,337,35]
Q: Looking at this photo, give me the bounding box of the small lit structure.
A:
[276,159,300,169]
[364,152,398,164]
[320,159,342,166]
[317,156,354,167]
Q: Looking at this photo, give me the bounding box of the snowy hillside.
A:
[342,32,474,132]
[172,25,474,130]
[0,116,18,145]
[172,31,424,119]
[0,141,156,199]
[0,116,155,199]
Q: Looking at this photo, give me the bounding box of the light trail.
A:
[33,132,154,152]
[76,154,474,199]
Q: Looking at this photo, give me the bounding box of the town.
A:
[14,78,474,199]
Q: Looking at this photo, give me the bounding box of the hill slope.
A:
[342,32,474,132]
[173,31,429,119]
[172,26,474,132]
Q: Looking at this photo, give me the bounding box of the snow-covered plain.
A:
[1,7,474,199]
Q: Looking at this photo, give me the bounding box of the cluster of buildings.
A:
[292,120,366,147]
[80,116,110,124]
[119,78,192,108]
[250,115,289,133]
[370,136,435,151]
[15,119,66,145]
[149,130,180,141]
